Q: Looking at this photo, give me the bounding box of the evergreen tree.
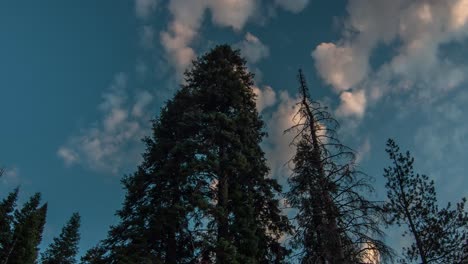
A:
[183,45,291,264]
[41,212,81,264]
[384,139,468,264]
[0,188,19,261]
[80,245,107,264]
[90,45,290,263]
[286,70,392,263]
[3,192,47,264]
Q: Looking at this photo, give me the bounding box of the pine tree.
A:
[89,45,290,263]
[4,192,47,264]
[0,188,19,261]
[286,70,392,263]
[41,212,81,264]
[384,139,468,264]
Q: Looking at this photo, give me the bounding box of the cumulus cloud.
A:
[252,85,276,112]
[312,0,468,120]
[264,91,300,182]
[160,0,259,75]
[58,73,154,174]
[275,0,309,13]
[313,43,368,92]
[208,0,257,30]
[237,32,270,64]
[336,90,366,118]
[135,0,158,19]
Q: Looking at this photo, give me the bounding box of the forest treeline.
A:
[0,45,466,264]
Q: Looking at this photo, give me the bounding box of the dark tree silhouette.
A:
[41,212,81,264]
[384,139,467,264]
[0,188,19,262]
[88,45,291,263]
[1,193,47,264]
[286,70,392,264]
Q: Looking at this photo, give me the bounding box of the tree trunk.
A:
[216,175,229,264]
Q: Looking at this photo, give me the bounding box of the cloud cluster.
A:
[264,91,300,183]
[58,73,154,174]
[252,85,276,112]
[160,0,259,74]
[237,32,270,64]
[58,0,312,173]
[160,0,311,75]
[313,0,468,119]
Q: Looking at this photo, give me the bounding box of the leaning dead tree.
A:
[286,70,393,264]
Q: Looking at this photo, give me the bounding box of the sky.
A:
[1,0,468,260]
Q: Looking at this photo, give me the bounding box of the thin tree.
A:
[383,139,467,264]
[286,70,392,263]
[41,212,81,264]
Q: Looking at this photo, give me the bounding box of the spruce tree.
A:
[384,139,467,264]
[4,193,47,264]
[90,45,290,263]
[286,70,392,263]
[41,212,81,264]
[0,188,19,261]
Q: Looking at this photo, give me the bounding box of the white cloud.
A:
[451,0,468,30]
[312,0,468,120]
[135,0,158,19]
[252,85,276,112]
[160,0,261,75]
[58,73,154,174]
[313,43,368,92]
[57,147,79,166]
[237,32,270,64]
[275,0,309,13]
[132,90,154,118]
[1,167,20,186]
[160,21,198,75]
[207,0,257,30]
[264,91,300,182]
[336,90,366,118]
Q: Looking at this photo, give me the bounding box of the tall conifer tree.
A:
[91,45,290,263]
[4,193,47,264]
[0,188,19,262]
[41,212,81,264]
[286,70,391,263]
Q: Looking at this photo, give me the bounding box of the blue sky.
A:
[1,0,468,259]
